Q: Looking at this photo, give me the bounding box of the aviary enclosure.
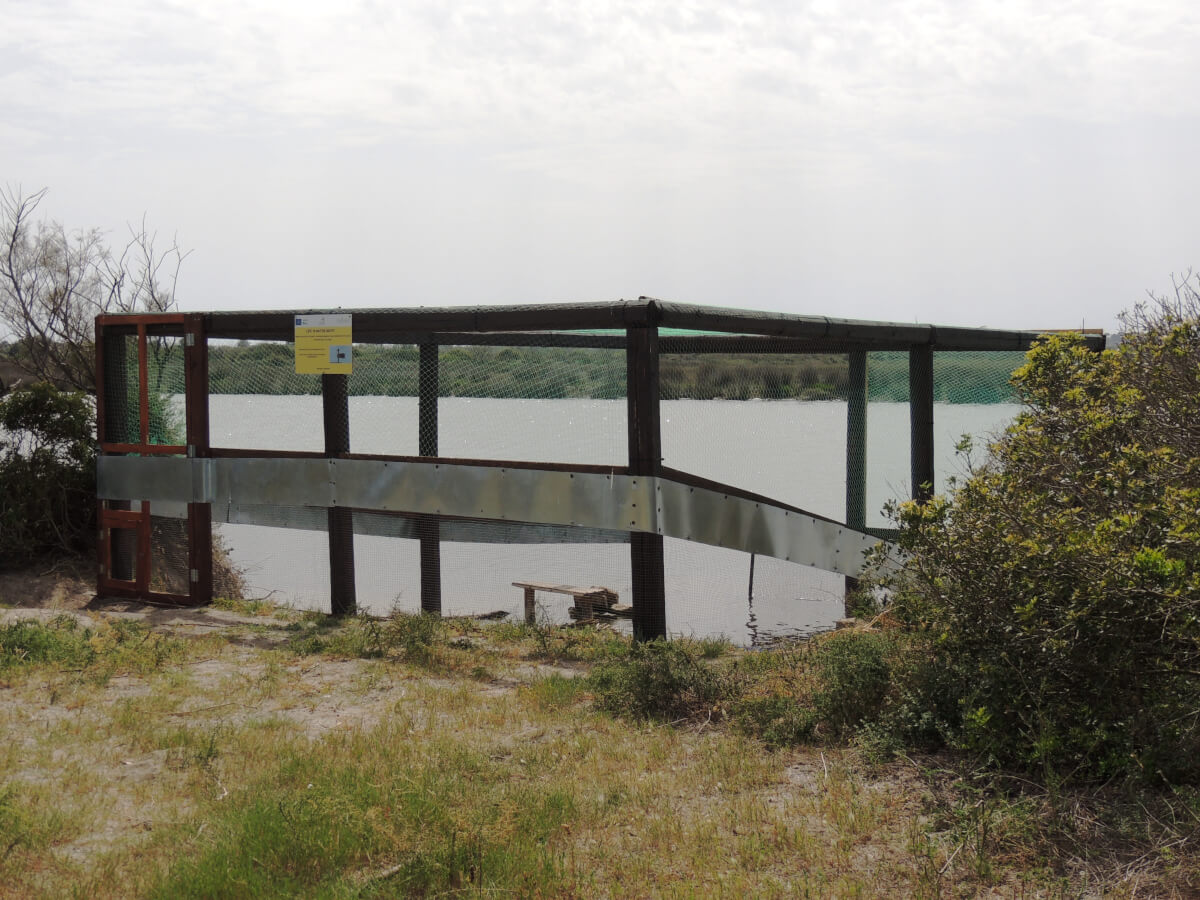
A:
[93,300,1105,642]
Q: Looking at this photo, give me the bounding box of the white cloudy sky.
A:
[4,0,1198,331]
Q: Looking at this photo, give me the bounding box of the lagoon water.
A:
[208,395,1019,643]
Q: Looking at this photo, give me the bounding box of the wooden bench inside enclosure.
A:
[512,582,633,624]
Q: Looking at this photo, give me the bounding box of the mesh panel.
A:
[102,333,139,444]
[662,538,846,644]
[217,519,332,609]
[437,344,626,464]
[145,336,186,445]
[661,344,849,515]
[931,350,1026,494]
[441,525,630,625]
[865,351,910,527]
[209,340,323,451]
[149,511,190,594]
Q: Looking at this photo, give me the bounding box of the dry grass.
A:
[0,592,1197,898]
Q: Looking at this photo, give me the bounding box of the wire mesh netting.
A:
[101,333,140,444]
[100,332,187,446]
[145,336,186,446]
[148,509,190,594]
[107,321,1035,643]
[206,338,632,617]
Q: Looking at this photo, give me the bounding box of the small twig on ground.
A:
[939,839,963,876]
[165,701,251,717]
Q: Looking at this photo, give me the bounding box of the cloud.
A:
[6,0,1197,157]
[3,0,1197,329]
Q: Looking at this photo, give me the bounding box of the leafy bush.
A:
[732,630,900,746]
[588,639,741,721]
[0,383,96,565]
[878,277,1200,783]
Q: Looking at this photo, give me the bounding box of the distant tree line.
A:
[203,342,1027,404]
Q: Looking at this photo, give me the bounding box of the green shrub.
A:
[878,279,1200,783]
[0,383,96,565]
[588,639,741,721]
[734,695,818,746]
[0,615,184,677]
[0,615,94,669]
[810,630,894,737]
[732,630,899,746]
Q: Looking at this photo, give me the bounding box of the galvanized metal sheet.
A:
[97,455,887,575]
[655,481,878,576]
[97,456,195,504]
[331,459,654,533]
[212,457,333,509]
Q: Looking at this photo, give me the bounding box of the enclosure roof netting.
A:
[105,298,1106,351]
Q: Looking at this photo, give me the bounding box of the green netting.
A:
[110,322,1041,642]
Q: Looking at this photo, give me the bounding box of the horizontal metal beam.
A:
[96,300,1106,352]
[653,301,1106,351]
[197,301,660,341]
[98,455,889,577]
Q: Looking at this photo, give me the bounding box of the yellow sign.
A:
[294,314,353,374]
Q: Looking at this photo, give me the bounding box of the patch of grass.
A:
[0,615,94,670]
[0,615,187,682]
[731,629,903,747]
[0,783,70,878]
[4,605,1196,899]
[588,638,743,722]
[524,672,586,710]
[380,610,446,658]
[285,613,388,659]
[484,619,634,663]
[210,595,280,617]
[148,731,576,900]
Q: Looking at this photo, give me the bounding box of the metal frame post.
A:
[184,314,213,605]
[843,349,869,616]
[418,341,441,614]
[909,345,935,502]
[845,350,868,530]
[626,322,666,640]
[323,373,357,615]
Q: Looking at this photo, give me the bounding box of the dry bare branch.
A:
[0,186,188,393]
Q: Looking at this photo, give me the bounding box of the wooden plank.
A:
[99,509,146,527]
[94,583,198,606]
[109,306,1104,353]
[96,313,186,326]
[512,581,617,601]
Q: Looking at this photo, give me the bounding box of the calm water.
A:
[205,395,1019,643]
